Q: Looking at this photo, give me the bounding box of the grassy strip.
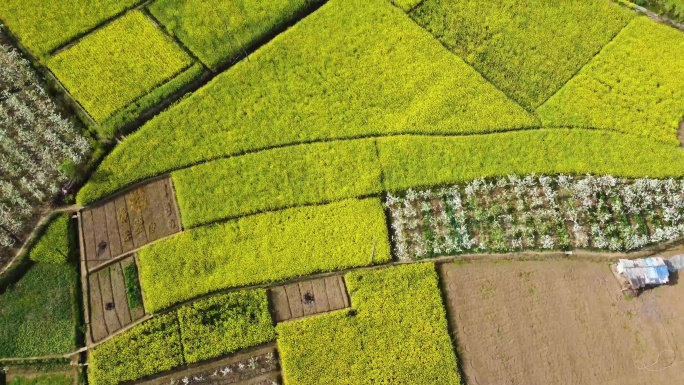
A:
[150,0,323,68]
[378,129,684,192]
[76,0,536,205]
[28,215,72,265]
[0,0,140,57]
[0,263,78,358]
[87,313,183,385]
[7,374,74,385]
[47,11,194,125]
[138,198,391,312]
[173,139,382,228]
[633,0,684,21]
[123,263,143,310]
[177,289,275,364]
[88,289,275,385]
[97,63,205,139]
[410,0,634,109]
[537,17,684,145]
[277,263,460,384]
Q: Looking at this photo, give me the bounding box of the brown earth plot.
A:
[440,260,684,385]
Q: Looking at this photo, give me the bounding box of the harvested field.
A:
[87,256,145,343]
[269,276,350,322]
[80,177,181,271]
[440,260,684,385]
[136,345,280,385]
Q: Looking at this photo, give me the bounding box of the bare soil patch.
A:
[269,276,349,322]
[87,256,145,343]
[80,177,181,271]
[440,260,684,385]
[679,118,684,148]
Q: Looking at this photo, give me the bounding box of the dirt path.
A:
[679,118,684,148]
[0,204,82,277]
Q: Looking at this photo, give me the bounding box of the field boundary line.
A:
[534,16,635,110]
[0,205,82,278]
[87,123,684,207]
[49,0,153,57]
[0,347,88,363]
[135,235,684,319]
[398,7,539,115]
[616,1,684,31]
[140,7,208,71]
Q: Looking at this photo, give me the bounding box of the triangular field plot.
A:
[409,0,635,109]
[537,17,684,146]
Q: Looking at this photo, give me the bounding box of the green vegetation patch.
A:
[28,215,72,264]
[150,0,323,68]
[177,289,275,363]
[277,263,460,384]
[0,0,140,56]
[634,0,684,22]
[88,313,184,385]
[0,264,78,358]
[47,10,194,124]
[123,262,143,310]
[537,17,684,145]
[173,139,382,228]
[379,129,684,192]
[138,199,391,312]
[77,0,536,205]
[410,0,634,109]
[7,374,74,385]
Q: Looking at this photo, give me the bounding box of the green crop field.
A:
[409,0,634,109]
[277,263,461,384]
[150,0,323,68]
[138,199,391,312]
[378,129,684,192]
[177,289,275,363]
[47,10,194,127]
[537,17,684,145]
[0,0,140,56]
[88,313,184,385]
[7,374,74,385]
[28,215,72,264]
[88,288,276,384]
[173,139,382,227]
[76,0,537,204]
[0,263,78,358]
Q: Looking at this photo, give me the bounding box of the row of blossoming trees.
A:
[0,31,89,263]
[387,175,684,260]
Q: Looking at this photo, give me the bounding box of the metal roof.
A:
[617,257,669,289]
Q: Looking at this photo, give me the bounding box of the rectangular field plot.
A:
[138,199,391,312]
[47,10,195,128]
[0,0,141,56]
[136,345,280,385]
[441,260,684,385]
[276,264,461,384]
[270,276,350,322]
[80,177,181,272]
[88,256,146,343]
[150,0,323,68]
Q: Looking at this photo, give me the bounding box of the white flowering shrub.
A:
[386,175,684,260]
[0,39,89,261]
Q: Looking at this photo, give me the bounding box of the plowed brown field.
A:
[440,260,684,385]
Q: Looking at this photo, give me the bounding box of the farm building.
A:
[616,257,670,291]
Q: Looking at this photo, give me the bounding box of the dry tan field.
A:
[440,260,684,385]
